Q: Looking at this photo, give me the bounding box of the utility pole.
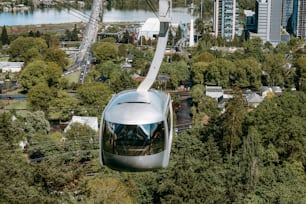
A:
[200,0,203,19]
[189,3,195,47]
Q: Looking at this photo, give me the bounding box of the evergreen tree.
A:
[221,88,247,159]
[1,25,9,45]
[174,25,182,45]
[71,24,79,41]
[121,30,130,43]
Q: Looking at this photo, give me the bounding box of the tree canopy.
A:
[20,60,62,92]
[8,36,48,63]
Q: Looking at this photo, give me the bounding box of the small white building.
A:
[205,85,224,100]
[0,62,24,72]
[245,92,264,108]
[138,18,160,40]
[64,116,98,133]
[260,86,282,98]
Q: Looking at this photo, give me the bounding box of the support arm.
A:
[137,0,172,92]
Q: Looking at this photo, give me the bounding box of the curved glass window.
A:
[103,120,165,156]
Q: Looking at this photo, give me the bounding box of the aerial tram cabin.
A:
[100,89,173,171]
[99,0,173,171]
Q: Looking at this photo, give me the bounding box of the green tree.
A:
[160,60,189,88]
[64,29,72,41]
[1,25,9,45]
[273,42,290,54]
[168,27,174,46]
[0,149,49,203]
[27,83,53,112]
[247,91,306,166]
[84,68,101,83]
[233,57,262,89]
[262,53,287,86]
[91,41,118,62]
[198,32,216,49]
[71,24,79,41]
[174,25,182,44]
[192,61,209,85]
[221,88,246,158]
[96,60,121,78]
[20,60,62,92]
[48,90,79,122]
[204,58,235,88]
[44,47,68,70]
[295,56,306,92]
[0,112,52,203]
[118,44,128,58]
[76,82,113,116]
[8,36,47,63]
[190,84,205,104]
[193,51,215,63]
[63,122,97,156]
[0,112,21,147]
[154,131,227,203]
[85,177,134,203]
[109,69,137,92]
[121,30,130,44]
[19,111,50,137]
[243,37,264,62]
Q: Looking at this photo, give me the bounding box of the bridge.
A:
[64,0,103,75]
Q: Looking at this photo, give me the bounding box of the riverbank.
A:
[2,21,145,35]
[4,22,86,35]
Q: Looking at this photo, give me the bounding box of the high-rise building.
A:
[296,0,306,37]
[254,0,282,43]
[282,0,294,27]
[213,0,240,41]
[287,0,306,38]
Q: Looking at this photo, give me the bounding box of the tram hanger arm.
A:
[137,0,172,93]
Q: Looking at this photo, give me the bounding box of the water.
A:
[0,8,193,26]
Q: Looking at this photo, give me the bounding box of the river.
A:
[0,7,193,26]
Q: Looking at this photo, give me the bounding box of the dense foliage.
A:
[1,90,306,203]
[1,1,306,202]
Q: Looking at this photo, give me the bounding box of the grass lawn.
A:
[5,100,27,110]
[0,56,9,61]
[0,100,27,114]
[63,70,80,84]
[5,88,24,95]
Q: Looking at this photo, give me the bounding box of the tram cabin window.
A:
[103,121,165,156]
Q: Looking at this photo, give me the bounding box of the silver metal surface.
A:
[103,151,167,171]
[137,0,171,92]
[99,0,174,171]
[104,89,170,124]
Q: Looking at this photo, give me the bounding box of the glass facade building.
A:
[213,0,240,41]
[287,0,306,38]
[255,0,282,43]
[282,0,294,27]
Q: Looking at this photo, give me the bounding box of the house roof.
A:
[141,17,160,32]
[205,85,223,99]
[0,62,24,72]
[64,116,98,132]
[138,17,160,39]
[245,92,263,103]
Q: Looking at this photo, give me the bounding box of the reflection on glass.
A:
[103,121,165,156]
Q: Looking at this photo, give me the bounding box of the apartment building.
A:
[213,0,240,41]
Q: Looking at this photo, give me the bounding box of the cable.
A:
[54,2,101,25]
[29,149,99,162]
[145,0,159,18]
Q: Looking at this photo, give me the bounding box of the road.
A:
[172,91,193,133]
[64,0,103,80]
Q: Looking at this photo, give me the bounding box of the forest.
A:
[1,91,306,203]
[1,1,306,203]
